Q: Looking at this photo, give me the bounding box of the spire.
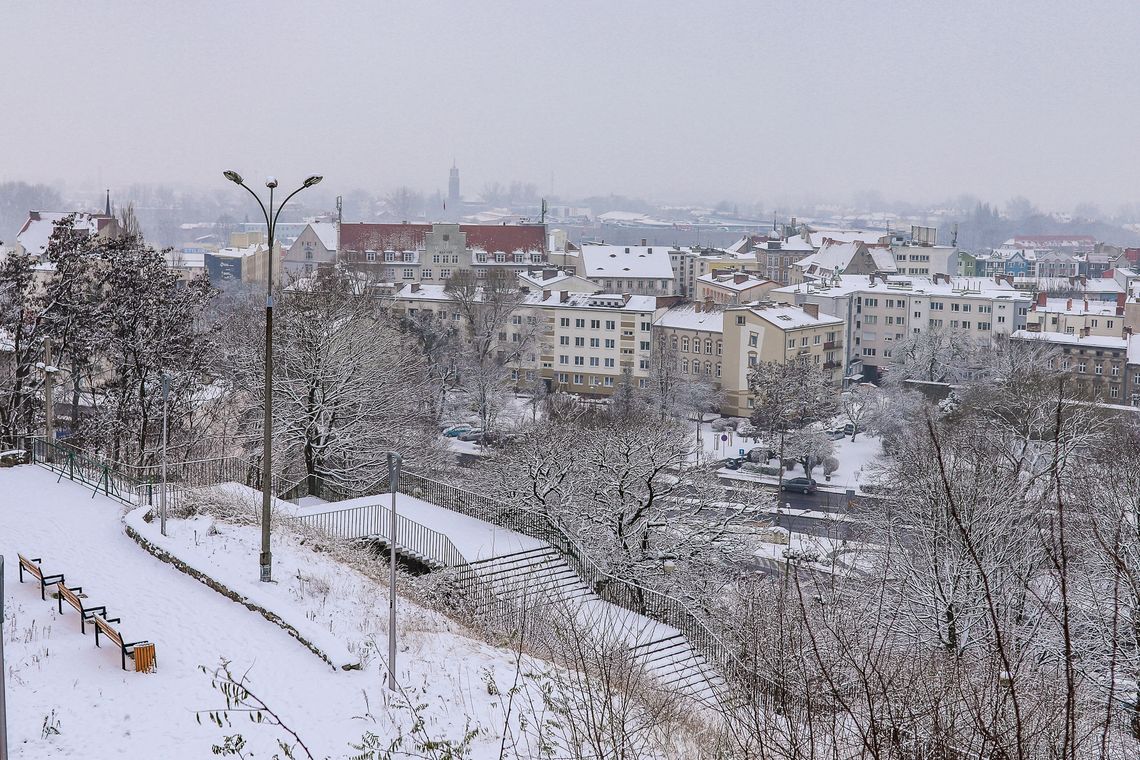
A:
[105,189,111,216]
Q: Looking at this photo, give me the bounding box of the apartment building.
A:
[673,246,765,296]
[720,303,845,417]
[694,270,778,305]
[771,274,1032,381]
[338,222,546,283]
[390,283,658,397]
[790,239,897,285]
[579,244,677,295]
[1011,330,1130,403]
[652,301,726,391]
[543,291,658,394]
[283,222,337,277]
[1024,293,1134,337]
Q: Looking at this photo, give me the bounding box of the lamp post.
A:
[223,171,323,582]
[386,451,402,692]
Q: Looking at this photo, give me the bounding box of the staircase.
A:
[461,546,728,707]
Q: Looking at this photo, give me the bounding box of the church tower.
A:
[447,161,460,220]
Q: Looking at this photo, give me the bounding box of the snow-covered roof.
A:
[15,211,114,257]
[211,244,265,259]
[794,239,897,275]
[308,222,338,251]
[1011,329,1127,351]
[1129,335,1140,365]
[735,304,844,329]
[517,269,597,290]
[1033,297,1119,316]
[653,304,724,333]
[1014,276,1123,294]
[804,229,888,248]
[773,274,1031,301]
[579,244,676,280]
[697,271,776,292]
[393,284,656,312]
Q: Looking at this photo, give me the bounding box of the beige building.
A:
[674,245,766,296]
[652,302,726,391]
[1012,330,1130,403]
[283,222,337,277]
[1024,293,1136,338]
[720,303,845,417]
[695,270,778,305]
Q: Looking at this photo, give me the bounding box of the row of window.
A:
[669,335,721,354]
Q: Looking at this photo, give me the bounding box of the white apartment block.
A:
[772,274,1032,381]
[390,283,658,396]
[579,244,678,296]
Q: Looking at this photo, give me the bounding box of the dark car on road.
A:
[780,477,817,494]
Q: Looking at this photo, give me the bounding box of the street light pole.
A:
[387,451,401,692]
[160,374,169,537]
[224,171,323,582]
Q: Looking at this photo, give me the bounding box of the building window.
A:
[574,356,584,366]
[573,374,583,384]
[736,315,746,325]
[366,251,377,262]
[575,337,585,347]
[605,339,615,348]
[640,341,650,351]
[560,317,570,327]
[682,337,690,352]
[403,268,415,279]
[590,319,601,329]
[575,319,585,328]
[589,357,599,367]
[422,269,432,279]
[605,358,615,367]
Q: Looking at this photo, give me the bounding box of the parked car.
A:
[457,429,485,442]
[825,429,846,441]
[722,458,742,470]
[443,425,472,438]
[780,477,817,494]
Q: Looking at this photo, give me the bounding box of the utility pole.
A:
[387,452,402,692]
[160,375,169,537]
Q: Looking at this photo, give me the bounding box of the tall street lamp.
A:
[223,170,322,582]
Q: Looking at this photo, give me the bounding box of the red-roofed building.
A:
[338,222,547,285]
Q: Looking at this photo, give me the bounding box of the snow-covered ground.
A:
[0,465,602,758]
[700,417,885,495]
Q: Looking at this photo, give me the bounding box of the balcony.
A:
[823,360,842,370]
[824,340,842,350]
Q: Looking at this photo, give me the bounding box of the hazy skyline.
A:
[4,1,1140,210]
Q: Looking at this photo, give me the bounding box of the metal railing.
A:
[398,471,737,674]
[292,501,466,570]
[21,436,143,505]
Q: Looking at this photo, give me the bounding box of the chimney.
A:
[704,296,714,311]
[1036,292,1048,307]
[623,292,632,304]
[1083,298,1089,312]
[1117,292,1126,315]
[1080,274,1087,285]
[1066,298,1073,310]
[560,291,569,303]
[801,303,820,319]
[640,238,647,246]
[1125,326,1133,338]
[542,289,551,300]
[1081,327,1091,338]
[734,272,748,284]
[410,283,420,292]
[694,301,702,313]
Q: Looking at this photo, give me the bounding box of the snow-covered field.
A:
[0,465,591,758]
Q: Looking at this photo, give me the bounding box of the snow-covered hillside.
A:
[0,466,604,758]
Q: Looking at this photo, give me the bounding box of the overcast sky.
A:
[4,1,1139,210]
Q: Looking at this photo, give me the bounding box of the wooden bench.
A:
[56,582,107,634]
[18,553,65,601]
[94,615,156,673]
